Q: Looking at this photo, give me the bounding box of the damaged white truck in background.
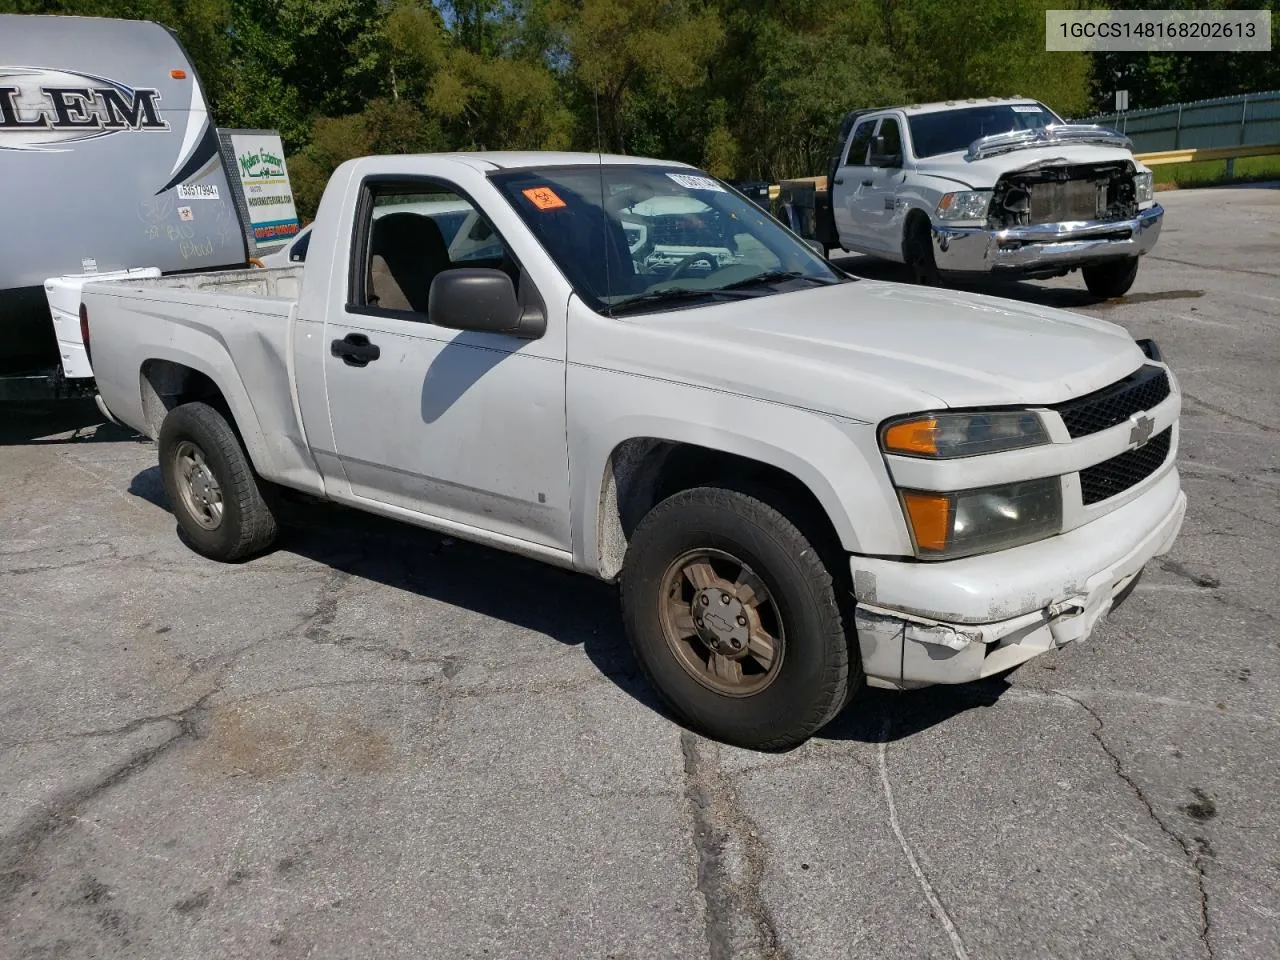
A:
[777,98,1164,297]
[85,151,1185,749]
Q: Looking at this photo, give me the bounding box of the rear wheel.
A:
[903,216,941,285]
[620,487,858,750]
[1083,257,1139,299]
[158,401,278,562]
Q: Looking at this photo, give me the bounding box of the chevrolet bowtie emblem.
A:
[1129,415,1155,448]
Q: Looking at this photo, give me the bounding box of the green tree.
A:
[882,0,1095,116]
[1087,0,1280,113]
[549,0,724,152]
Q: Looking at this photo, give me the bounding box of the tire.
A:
[158,401,278,562]
[902,216,941,286]
[620,487,859,750]
[1082,257,1139,299]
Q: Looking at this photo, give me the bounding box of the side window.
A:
[875,118,902,162]
[845,120,876,167]
[289,227,311,262]
[355,184,511,316]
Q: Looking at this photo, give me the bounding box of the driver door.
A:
[321,178,571,550]
[832,118,877,253]
[862,117,906,256]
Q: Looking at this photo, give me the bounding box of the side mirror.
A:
[428,268,545,339]
[870,136,901,168]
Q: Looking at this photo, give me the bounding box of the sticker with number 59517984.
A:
[522,187,566,210]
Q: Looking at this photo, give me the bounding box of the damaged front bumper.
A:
[931,203,1164,276]
[851,469,1187,689]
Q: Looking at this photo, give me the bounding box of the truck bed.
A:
[773,177,839,249]
[93,265,306,302]
[84,264,323,496]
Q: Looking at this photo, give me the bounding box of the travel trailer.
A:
[0,14,251,400]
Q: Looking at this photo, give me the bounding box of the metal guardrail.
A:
[1134,142,1280,167]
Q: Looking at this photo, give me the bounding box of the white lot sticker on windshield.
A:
[1011,105,1044,113]
[666,173,725,192]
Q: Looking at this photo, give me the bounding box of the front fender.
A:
[568,367,912,576]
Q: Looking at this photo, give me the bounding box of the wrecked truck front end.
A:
[852,354,1186,689]
[927,134,1164,279]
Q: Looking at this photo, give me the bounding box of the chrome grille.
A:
[1080,428,1172,505]
[1053,365,1171,439]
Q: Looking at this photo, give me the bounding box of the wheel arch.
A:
[139,355,271,474]
[593,434,859,582]
[901,205,933,254]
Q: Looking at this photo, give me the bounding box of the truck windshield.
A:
[490,165,845,316]
[908,103,1063,159]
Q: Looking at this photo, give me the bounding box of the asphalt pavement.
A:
[1,185,1277,960]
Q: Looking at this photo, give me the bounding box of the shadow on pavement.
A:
[128,465,669,718]
[127,464,1018,749]
[821,675,1014,745]
[0,399,142,446]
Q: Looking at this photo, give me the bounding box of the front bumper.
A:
[932,203,1164,276]
[851,468,1186,689]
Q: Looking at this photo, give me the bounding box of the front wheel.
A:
[158,401,278,562]
[903,217,941,285]
[620,487,858,750]
[1082,257,1139,299]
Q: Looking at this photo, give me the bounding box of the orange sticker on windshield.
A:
[523,186,566,210]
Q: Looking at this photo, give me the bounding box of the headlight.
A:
[936,190,991,221]
[900,477,1062,559]
[1134,171,1153,204]
[881,411,1049,459]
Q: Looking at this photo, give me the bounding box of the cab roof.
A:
[888,98,1047,117]
[431,151,695,171]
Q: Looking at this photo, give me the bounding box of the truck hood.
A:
[596,280,1145,423]
[923,144,1139,189]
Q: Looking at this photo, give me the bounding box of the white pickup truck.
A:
[778,98,1164,298]
[85,151,1186,749]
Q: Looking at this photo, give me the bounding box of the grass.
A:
[1152,154,1280,189]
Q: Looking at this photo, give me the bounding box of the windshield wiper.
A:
[609,288,742,315]
[719,270,839,291]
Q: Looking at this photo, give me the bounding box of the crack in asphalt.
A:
[1181,393,1280,435]
[680,732,792,960]
[0,691,215,914]
[1053,692,1215,960]
[0,710,203,753]
[878,716,971,960]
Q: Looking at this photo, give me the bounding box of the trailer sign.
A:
[219,130,300,253]
[0,66,168,151]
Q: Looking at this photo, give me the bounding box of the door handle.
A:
[331,333,381,367]
[833,176,844,185]
[861,179,873,187]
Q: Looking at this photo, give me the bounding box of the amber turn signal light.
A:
[882,417,939,456]
[901,492,952,552]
